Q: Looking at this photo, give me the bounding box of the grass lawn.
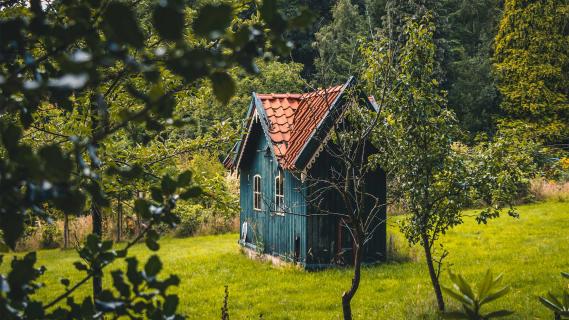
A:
[2,201,568,319]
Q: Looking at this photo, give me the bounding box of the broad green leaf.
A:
[177,170,192,187]
[539,296,563,312]
[480,286,510,305]
[161,175,177,195]
[134,199,151,219]
[210,71,235,104]
[102,1,144,48]
[145,237,159,251]
[442,286,474,306]
[144,255,162,278]
[477,269,493,298]
[151,187,163,202]
[456,274,475,300]
[193,4,232,39]
[163,294,179,316]
[153,4,184,41]
[180,186,202,200]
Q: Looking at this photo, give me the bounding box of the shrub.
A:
[442,270,513,319]
[175,204,202,237]
[41,223,62,249]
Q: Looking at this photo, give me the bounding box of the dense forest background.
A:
[6,0,568,251]
[0,0,568,318]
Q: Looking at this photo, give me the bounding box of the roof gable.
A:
[231,77,374,171]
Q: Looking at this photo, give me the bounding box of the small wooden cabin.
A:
[225,77,386,269]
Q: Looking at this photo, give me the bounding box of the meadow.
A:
[2,201,568,319]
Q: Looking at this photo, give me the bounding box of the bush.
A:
[174,153,239,237]
[175,204,202,237]
[41,223,61,249]
[443,270,513,319]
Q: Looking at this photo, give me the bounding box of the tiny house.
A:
[225,77,386,269]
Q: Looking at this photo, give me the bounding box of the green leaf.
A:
[1,211,24,250]
[548,291,563,308]
[111,270,130,297]
[1,122,22,152]
[163,294,179,316]
[180,186,202,200]
[193,4,232,39]
[177,170,192,187]
[455,274,475,300]
[134,199,151,219]
[145,237,160,251]
[442,286,474,306]
[144,255,162,278]
[539,296,562,312]
[210,71,235,104]
[259,0,286,33]
[74,261,88,271]
[102,1,144,48]
[60,278,70,287]
[151,187,163,202]
[480,286,510,305]
[161,175,177,195]
[153,4,184,41]
[126,258,142,286]
[483,310,514,318]
[561,272,569,279]
[477,269,493,298]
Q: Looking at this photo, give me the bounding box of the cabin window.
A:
[275,170,284,213]
[253,175,262,211]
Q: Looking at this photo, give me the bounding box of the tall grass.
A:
[530,178,569,202]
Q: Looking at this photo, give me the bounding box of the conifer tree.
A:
[314,0,367,84]
[445,0,501,135]
[494,0,569,144]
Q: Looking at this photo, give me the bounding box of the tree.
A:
[0,0,309,317]
[381,0,450,82]
[278,0,336,78]
[314,0,367,85]
[302,88,387,320]
[363,13,534,312]
[494,0,569,144]
[445,0,501,135]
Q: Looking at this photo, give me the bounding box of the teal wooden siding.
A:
[305,148,387,267]
[239,120,308,263]
[237,118,386,268]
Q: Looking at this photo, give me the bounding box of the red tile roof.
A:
[256,84,345,169]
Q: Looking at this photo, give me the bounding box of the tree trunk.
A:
[341,242,362,320]
[89,93,106,303]
[421,233,445,311]
[91,202,103,300]
[116,195,122,242]
[63,213,69,249]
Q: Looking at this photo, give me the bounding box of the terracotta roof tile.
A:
[256,84,345,169]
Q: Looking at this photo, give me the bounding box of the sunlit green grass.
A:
[2,201,568,319]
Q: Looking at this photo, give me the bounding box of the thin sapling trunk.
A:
[421,232,445,311]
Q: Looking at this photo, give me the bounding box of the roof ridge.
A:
[256,84,344,100]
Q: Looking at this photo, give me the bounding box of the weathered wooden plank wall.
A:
[239,120,308,264]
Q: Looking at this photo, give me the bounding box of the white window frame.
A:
[274,170,284,214]
[253,174,262,211]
